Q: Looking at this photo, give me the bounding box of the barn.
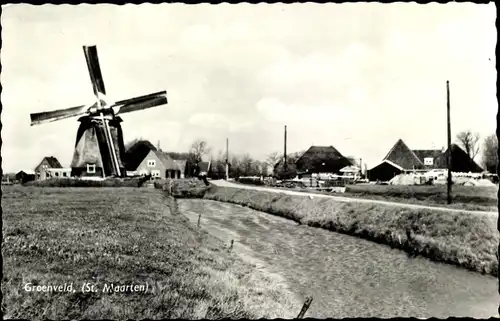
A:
[366,160,403,182]
[295,146,352,177]
[368,139,484,182]
[16,170,36,184]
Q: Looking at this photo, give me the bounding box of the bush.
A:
[237,177,264,186]
[23,177,150,188]
[155,178,212,198]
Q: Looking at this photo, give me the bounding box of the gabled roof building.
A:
[368,139,483,182]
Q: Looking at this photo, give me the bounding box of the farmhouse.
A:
[124,140,157,172]
[295,146,352,176]
[273,146,352,178]
[35,156,63,180]
[135,150,184,179]
[367,139,483,182]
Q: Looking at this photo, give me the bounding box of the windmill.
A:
[30,45,168,178]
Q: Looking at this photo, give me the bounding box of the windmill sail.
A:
[83,45,107,97]
[115,91,168,115]
[30,104,89,126]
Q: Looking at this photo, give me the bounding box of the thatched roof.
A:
[383,140,483,172]
[124,140,157,171]
[442,144,483,173]
[295,145,352,174]
[384,139,425,170]
[412,149,443,163]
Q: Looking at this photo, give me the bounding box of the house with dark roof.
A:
[124,140,196,178]
[135,150,186,179]
[273,146,352,178]
[295,146,352,176]
[124,140,157,172]
[34,156,63,181]
[367,139,483,182]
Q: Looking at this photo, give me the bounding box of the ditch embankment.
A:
[158,179,498,277]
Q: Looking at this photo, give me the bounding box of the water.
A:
[179,199,498,318]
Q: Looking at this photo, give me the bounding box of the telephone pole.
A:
[447,80,452,204]
[225,138,229,180]
[284,125,288,173]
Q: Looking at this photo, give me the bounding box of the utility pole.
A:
[447,80,452,204]
[359,158,362,179]
[284,125,288,173]
[225,138,229,180]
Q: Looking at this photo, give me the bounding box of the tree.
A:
[456,130,480,160]
[482,134,498,173]
[229,155,242,178]
[266,152,282,168]
[210,150,226,179]
[189,139,211,164]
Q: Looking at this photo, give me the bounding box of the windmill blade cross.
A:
[83,45,106,98]
[114,91,168,115]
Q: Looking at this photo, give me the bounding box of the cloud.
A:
[1,3,496,173]
[188,112,254,132]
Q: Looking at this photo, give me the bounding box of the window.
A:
[151,170,161,178]
[87,164,96,173]
[55,172,59,177]
[424,157,434,166]
[147,160,156,167]
[63,172,67,177]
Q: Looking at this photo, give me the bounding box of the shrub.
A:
[23,177,149,188]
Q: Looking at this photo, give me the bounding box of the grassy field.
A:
[197,186,498,277]
[343,184,498,211]
[1,186,297,319]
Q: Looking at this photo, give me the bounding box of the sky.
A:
[1,3,497,173]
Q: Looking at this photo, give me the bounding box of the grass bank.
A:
[23,176,150,188]
[197,186,498,277]
[236,181,497,212]
[344,184,498,211]
[2,186,297,319]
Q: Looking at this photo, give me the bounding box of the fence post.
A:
[228,239,234,252]
[197,214,201,228]
[297,296,313,319]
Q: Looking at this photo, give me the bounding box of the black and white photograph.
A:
[1,2,498,319]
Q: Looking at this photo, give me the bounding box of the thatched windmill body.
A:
[30,45,168,178]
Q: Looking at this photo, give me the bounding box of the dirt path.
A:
[179,199,497,318]
[210,180,497,216]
